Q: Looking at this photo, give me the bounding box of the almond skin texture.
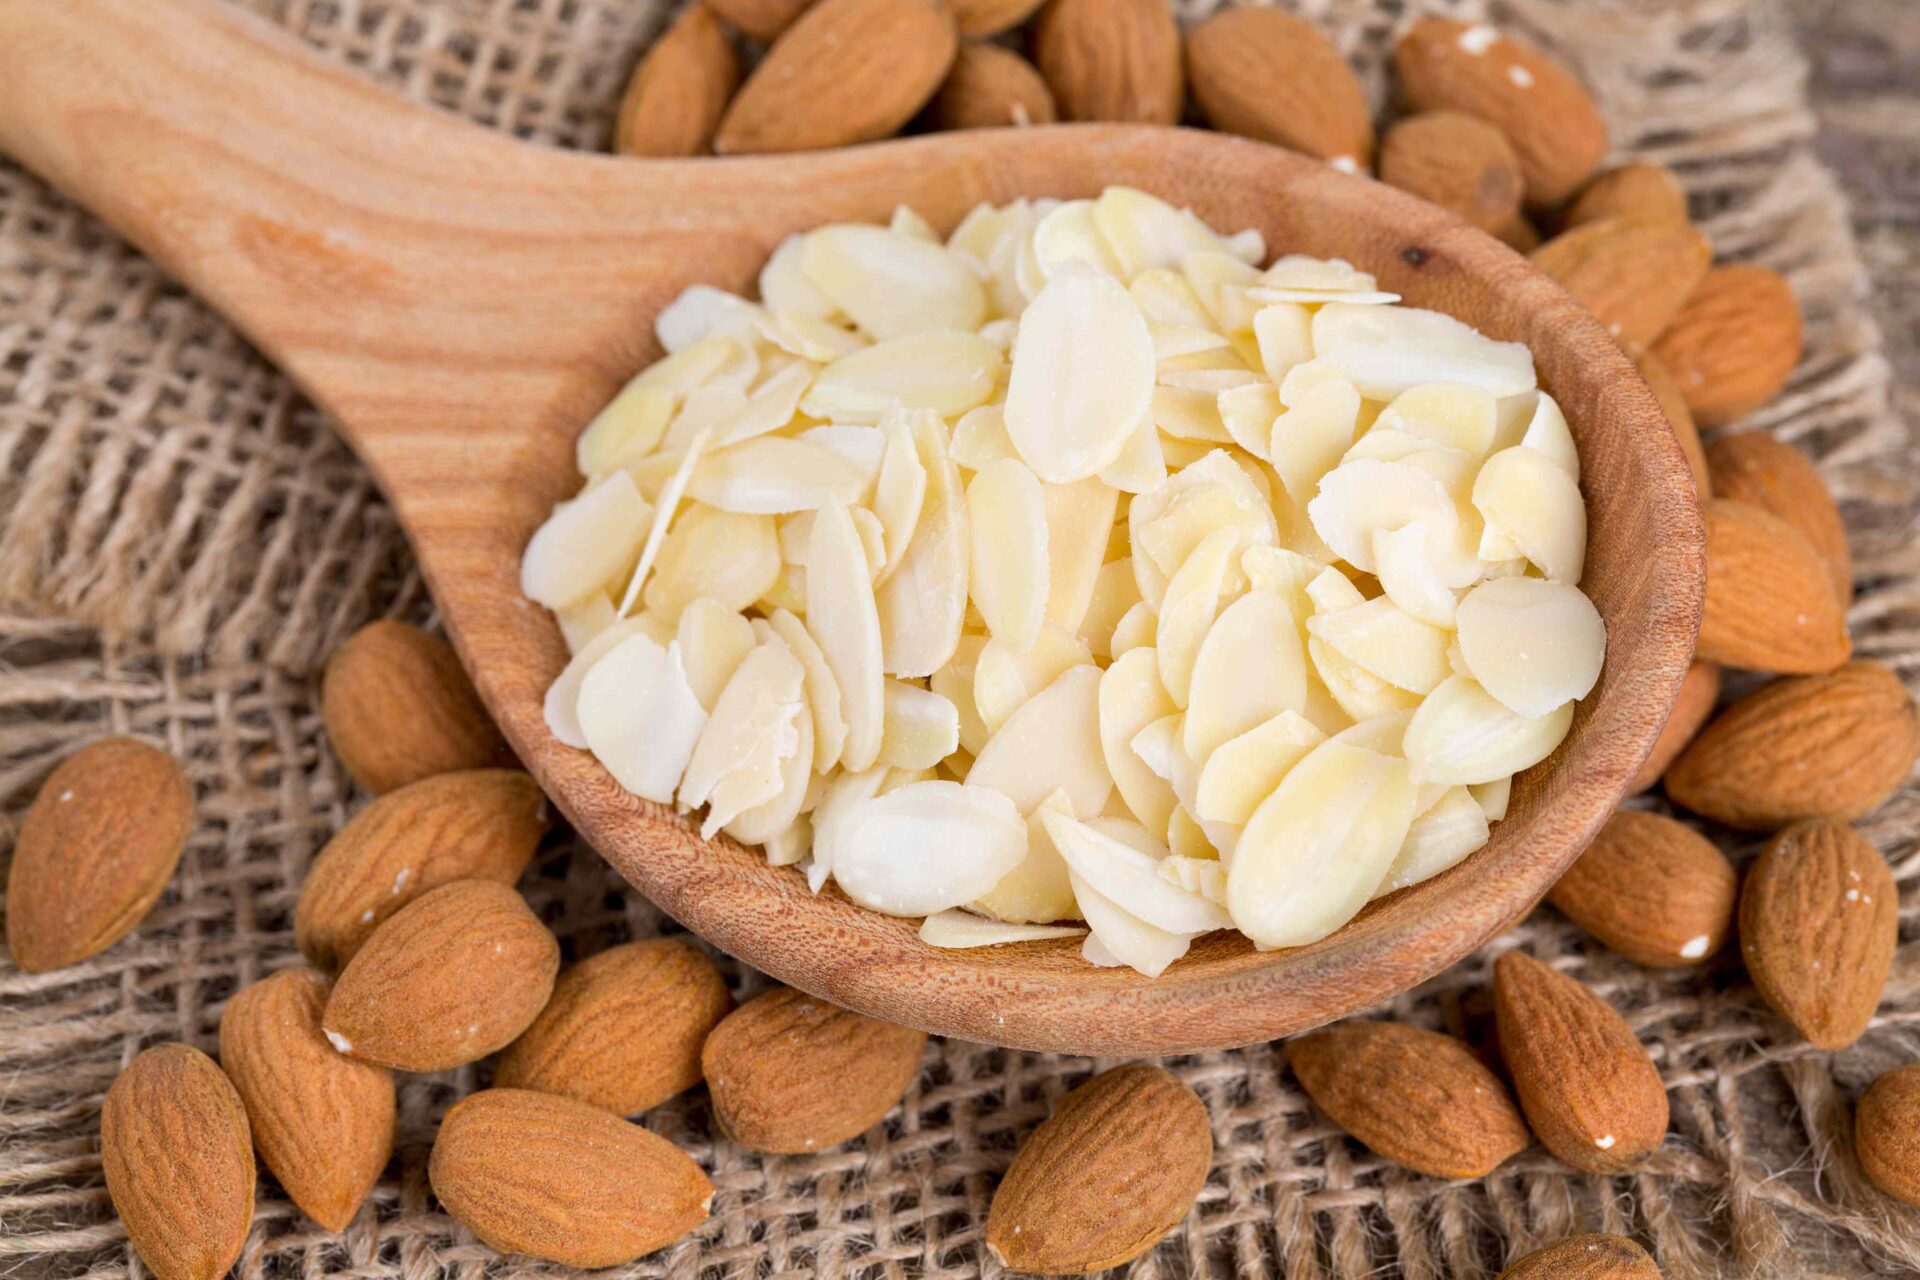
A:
[1706,431,1851,605]
[1548,809,1736,967]
[949,0,1045,37]
[294,768,547,971]
[322,620,511,795]
[704,0,814,43]
[1739,819,1896,1050]
[1697,499,1851,674]
[219,968,394,1231]
[322,880,559,1071]
[935,42,1058,131]
[715,0,957,154]
[701,987,925,1152]
[429,1088,712,1266]
[495,939,734,1115]
[614,4,741,157]
[1856,1064,1920,1207]
[1634,348,1710,497]
[1285,1021,1529,1178]
[6,737,193,973]
[1496,1233,1661,1280]
[1186,7,1374,166]
[1666,661,1919,830]
[1033,0,1182,125]
[1566,163,1689,229]
[986,1064,1211,1274]
[1379,111,1523,234]
[1628,660,1720,794]
[1650,263,1804,426]
[1493,952,1669,1173]
[1394,17,1609,207]
[101,1044,255,1280]
[1530,217,1713,349]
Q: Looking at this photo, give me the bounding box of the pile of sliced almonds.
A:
[522,186,1604,977]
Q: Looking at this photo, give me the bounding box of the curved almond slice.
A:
[1306,566,1366,615]
[1042,809,1231,934]
[1185,591,1308,762]
[1218,383,1282,461]
[760,235,839,321]
[800,224,987,341]
[929,633,990,757]
[767,609,847,774]
[879,681,960,771]
[1313,303,1536,400]
[557,592,617,654]
[1080,559,1143,659]
[1153,323,1233,363]
[1194,710,1325,825]
[1342,427,1455,467]
[1031,200,1123,280]
[968,664,1111,819]
[522,472,654,610]
[580,635,709,805]
[949,404,1018,472]
[831,781,1027,917]
[757,310,862,366]
[1375,382,1498,457]
[1372,524,1459,627]
[920,911,1086,948]
[1404,675,1575,786]
[871,422,928,583]
[966,458,1051,652]
[1471,775,1512,822]
[1093,187,1230,278]
[1100,412,1167,495]
[974,625,1093,737]
[1151,386,1234,443]
[851,506,888,580]
[877,414,970,677]
[807,502,886,771]
[1519,391,1580,480]
[545,616,655,748]
[688,437,865,514]
[1068,868,1192,978]
[947,201,1013,273]
[656,284,762,353]
[577,384,674,479]
[1227,739,1417,949]
[1098,650,1179,843]
[633,333,739,398]
[1309,636,1421,723]
[1307,597,1451,695]
[714,360,815,447]
[765,816,812,867]
[1128,450,1274,577]
[1259,254,1382,294]
[1473,446,1588,583]
[975,789,1081,925]
[1183,250,1261,328]
[640,503,780,623]
[1042,478,1120,635]
[1376,787,1489,897]
[807,764,890,893]
[1269,378,1363,505]
[801,331,1003,423]
[1242,544,1321,602]
[1401,448,1489,588]
[725,688,814,847]
[889,205,937,242]
[1455,577,1606,719]
[1005,269,1155,483]
[1156,526,1244,707]
[1307,458,1456,573]
[678,638,806,837]
[676,598,757,709]
[1109,600,1158,657]
[1254,303,1314,386]
[1130,267,1214,329]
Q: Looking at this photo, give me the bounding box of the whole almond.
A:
[1706,431,1850,605]
[322,620,510,795]
[6,737,193,973]
[1496,1233,1661,1280]
[986,1064,1211,1274]
[1697,499,1850,674]
[950,0,1045,37]
[614,4,741,157]
[704,0,814,42]
[1285,1021,1530,1178]
[295,768,548,971]
[219,968,394,1231]
[1629,660,1720,794]
[1493,952,1669,1173]
[935,42,1058,131]
[1566,163,1689,230]
[1530,217,1713,349]
[1378,111,1523,234]
[101,1044,255,1280]
[1548,809,1736,967]
[429,1088,712,1265]
[1856,1064,1920,1207]
[1497,214,1542,252]
[1667,661,1918,830]
[715,0,957,154]
[495,939,734,1115]
[1650,263,1803,427]
[322,880,559,1071]
[1394,17,1609,207]
[1186,7,1374,166]
[1739,819,1896,1050]
[1033,0,1183,125]
[701,987,924,1152]
[1634,348,1710,497]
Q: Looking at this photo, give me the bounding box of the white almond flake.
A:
[1185,591,1309,762]
[1471,775,1512,822]
[634,333,738,396]
[656,284,763,353]
[579,634,709,805]
[968,664,1112,819]
[1308,457,1458,573]
[807,765,890,892]
[871,420,929,581]
[1005,268,1155,483]
[1080,559,1143,659]
[1253,303,1314,386]
[1455,576,1606,718]
[1307,596,1452,695]
[1109,600,1158,657]
[556,591,617,655]
[807,501,887,771]
[967,458,1052,651]
[975,789,1082,924]
[1068,867,1193,978]
[1041,478,1121,635]
[676,598,757,710]
[544,616,653,748]
[1310,634,1421,723]
[757,310,865,364]
[522,471,654,610]
[765,816,813,867]
[1474,446,1588,582]
[1376,787,1490,896]
[760,236,839,320]
[1031,199,1124,280]
[879,680,960,770]
[1404,674,1576,786]
[576,383,674,479]
[851,506,888,579]
[1156,526,1245,707]
[974,625,1093,737]
[920,911,1086,949]
[726,677,814,846]
[678,638,805,837]
[1218,383,1282,461]
[1270,377,1363,505]
[1093,187,1230,278]
[1098,649,1181,842]
[1375,382,1498,457]
[1097,411,1168,493]
[618,422,714,616]
[688,436,865,514]
[801,224,987,341]
[1372,524,1459,627]
[1313,303,1536,400]
[1130,267,1215,329]
[796,426,886,489]
[949,403,1019,471]
[640,502,779,623]
[930,633,991,757]
[1195,710,1325,825]
[1520,391,1581,480]
[801,330,1003,423]
[832,781,1027,916]
[877,414,970,677]
[1042,809,1231,933]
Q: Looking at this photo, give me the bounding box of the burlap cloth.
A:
[2,0,1916,1275]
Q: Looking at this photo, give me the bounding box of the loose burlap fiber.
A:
[2,0,1916,1276]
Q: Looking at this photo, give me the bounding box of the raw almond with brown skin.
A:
[1285,1021,1530,1178]
[1706,431,1851,605]
[429,1088,713,1266]
[1739,819,1896,1050]
[322,620,510,795]
[1548,809,1736,967]
[1378,111,1523,234]
[322,880,559,1071]
[986,1064,1211,1274]
[1497,214,1542,253]
[1856,1064,1920,1207]
[1530,217,1713,349]
[101,1044,255,1280]
[614,4,741,157]
[1634,348,1710,497]
[715,0,956,154]
[1650,263,1804,426]
[219,968,394,1231]
[702,987,924,1152]
[1629,660,1719,794]
[1033,0,1183,125]
[294,768,547,971]
[1493,952,1669,1173]
[1394,17,1609,207]
[1565,163,1689,230]
[1186,6,1373,166]
[1496,1233,1661,1280]
[704,0,814,42]
[1697,499,1850,674]
[935,42,1057,131]
[949,0,1045,37]
[495,939,734,1115]
[6,737,193,973]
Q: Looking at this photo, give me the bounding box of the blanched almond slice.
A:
[975,789,1081,925]
[1160,366,1262,394]
[794,425,885,485]
[1156,526,1244,707]
[1093,187,1228,278]
[1227,738,1417,948]
[1309,636,1421,722]
[1129,449,1276,580]
[1307,597,1452,695]
[1031,199,1123,280]
[688,436,866,513]
[868,427,928,584]
[974,625,1093,736]
[577,384,674,478]
[640,503,779,623]
[1097,649,1180,842]
[767,608,847,773]
[1260,254,1382,294]
[1097,411,1168,493]
[522,471,654,610]
[1042,809,1231,934]
[831,781,1027,917]
[557,592,617,654]
[1080,559,1143,659]
[632,334,739,398]
[919,911,1086,948]
[620,418,717,614]
[1473,446,1587,582]
[806,764,890,893]
[890,204,938,243]
[1372,524,1459,627]
[1040,478,1120,635]
[1404,674,1575,786]
[929,633,990,757]
[1306,566,1366,615]
[1471,775,1512,822]
[1151,386,1235,443]
[1109,601,1158,657]
[1375,382,1498,457]
[676,598,758,709]
[1068,868,1192,978]
[947,201,1015,275]
[1375,786,1489,897]
[1184,590,1308,761]
[760,235,839,321]
[877,414,970,677]
[1153,323,1233,363]
[677,637,806,837]
[1130,267,1215,329]
[1217,383,1281,461]
[1182,250,1261,326]
[661,381,749,454]
[1241,544,1321,602]
[1313,303,1536,400]
[726,683,815,846]
[1454,576,1606,718]
[879,680,960,770]
[851,507,888,579]
[1004,269,1155,483]
[1519,391,1579,480]
[966,458,1051,651]
[765,815,812,867]
[656,284,763,353]
[800,330,1002,423]
[1269,378,1362,505]
[800,224,987,341]
[1342,427,1457,467]
[1168,806,1220,862]
[806,502,886,771]
[546,616,652,749]
[1253,303,1314,386]
[1194,710,1325,825]
[968,663,1111,818]
[1401,447,1488,589]
[949,404,1018,471]
[580,634,709,806]
[1307,458,1457,574]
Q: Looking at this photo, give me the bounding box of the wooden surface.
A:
[0,0,1705,1054]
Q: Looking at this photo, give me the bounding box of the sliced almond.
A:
[876,413,970,677]
[1194,710,1325,825]
[968,663,1112,818]
[1403,674,1574,786]
[1474,446,1587,583]
[966,458,1052,650]
[1313,302,1536,400]
[801,330,1003,423]
[801,224,987,341]
[806,502,887,771]
[1005,268,1155,482]
[1455,576,1606,718]
[879,681,960,770]
[831,781,1026,916]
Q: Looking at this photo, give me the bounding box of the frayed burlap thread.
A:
[2,1,1916,1277]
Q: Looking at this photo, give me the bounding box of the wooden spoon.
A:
[0,0,1703,1054]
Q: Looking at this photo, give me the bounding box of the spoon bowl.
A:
[0,0,1704,1054]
